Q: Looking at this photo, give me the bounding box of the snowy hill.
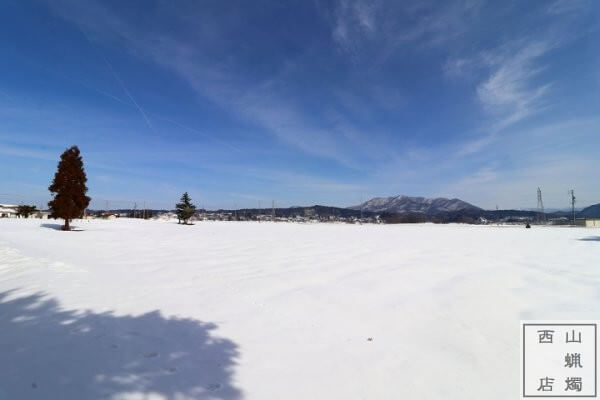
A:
[350,195,481,214]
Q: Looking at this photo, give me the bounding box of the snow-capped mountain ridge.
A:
[350,195,481,214]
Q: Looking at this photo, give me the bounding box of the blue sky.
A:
[1,0,599,210]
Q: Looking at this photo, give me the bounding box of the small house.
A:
[0,204,18,218]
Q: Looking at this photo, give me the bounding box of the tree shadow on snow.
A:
[0,290,241,400]
[578,236,600,242]
[40,223,84,232]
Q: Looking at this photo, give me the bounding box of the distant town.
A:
[2,202,599,227]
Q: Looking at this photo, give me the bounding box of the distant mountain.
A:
[521,207,582,213]
[580,203,600,218]
[350,195,481,215]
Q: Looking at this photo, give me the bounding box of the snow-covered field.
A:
[0,218,599,400]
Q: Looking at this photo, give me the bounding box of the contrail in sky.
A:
[72,26,241,152]
[99,52,154,130]
[78,27,154,131]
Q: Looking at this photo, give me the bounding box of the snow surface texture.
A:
[0,219,599,399]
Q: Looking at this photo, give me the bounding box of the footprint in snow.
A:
[143,352,159,358]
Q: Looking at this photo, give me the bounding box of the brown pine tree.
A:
[48,146,91,231]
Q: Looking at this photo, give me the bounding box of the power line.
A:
[360,195,363,221]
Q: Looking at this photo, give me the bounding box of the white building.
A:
[0,204,18,218]
[584,218,600,228]
[575,218,600,228]
[35,211,51,219]
[0,204,52,219]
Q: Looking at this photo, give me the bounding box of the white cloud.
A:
[477,40,555,128]
[546,0,591,15]
[456,133,497,157]
[443,156,599,209]
[444,116,600,208]
[331,0,483,57]
[0,143,57,161]
[452,38,559,157]
[331,0,378,52]
[443,57,474,78]
[50,0,379,168]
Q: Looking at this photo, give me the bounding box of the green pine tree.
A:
[176,192,196,224]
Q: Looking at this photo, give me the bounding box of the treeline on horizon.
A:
[83,205,594,224]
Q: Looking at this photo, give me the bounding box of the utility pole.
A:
[537,187,546,224]
[133,202,137,219]
[569,189,576,225]
[143,201,146,219]
[360,195,363,221]
[272,200,275,221]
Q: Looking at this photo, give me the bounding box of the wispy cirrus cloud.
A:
[442,115,600,208]
[477,40,555,130]
[546,0,591,15]
[330,0,482,56]
[442,155,599,209]
[0,144,57,161]
[451,38,559,156]
[48,0,380,169]
[447,0,597,159]
[331,0,378,53]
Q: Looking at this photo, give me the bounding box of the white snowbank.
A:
[0,218,599,399]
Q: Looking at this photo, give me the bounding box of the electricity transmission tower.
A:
[569,189,576,225]
[536,187,546,224]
